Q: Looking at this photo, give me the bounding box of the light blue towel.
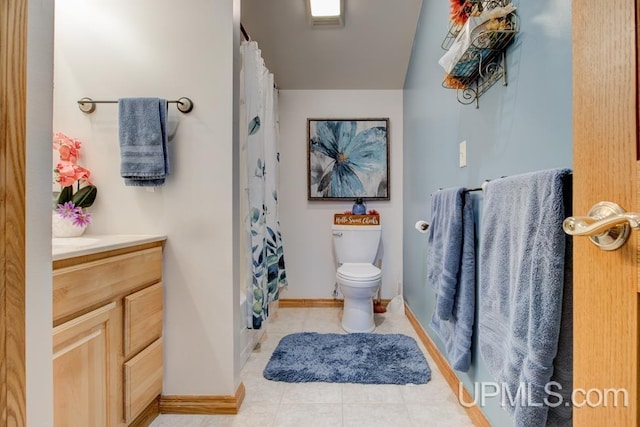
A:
[426,187,465,321]
[118,97,169,187]
[479,168,572,426]
[429,190,475,372]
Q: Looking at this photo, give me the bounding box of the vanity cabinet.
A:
[53,241,164,427]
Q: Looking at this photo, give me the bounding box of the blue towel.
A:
[546,175,573,427]
[478,168,572,426]
[118,98,169,187]
[426,187,465,321]
[429,190,475,372]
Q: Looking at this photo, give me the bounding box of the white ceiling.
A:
[241,0,423,90]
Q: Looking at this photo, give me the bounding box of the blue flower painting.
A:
[308,119,389,200]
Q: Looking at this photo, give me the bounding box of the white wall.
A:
[278,90,403,300]
[27,2,55,425]
[54,0,240,395]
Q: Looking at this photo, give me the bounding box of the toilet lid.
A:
[337,263,382,281]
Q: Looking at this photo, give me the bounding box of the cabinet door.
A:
[53,302,121,427]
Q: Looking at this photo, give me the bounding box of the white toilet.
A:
[332,223,382,333]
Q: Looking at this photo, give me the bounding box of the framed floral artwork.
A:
[307,118,390,201]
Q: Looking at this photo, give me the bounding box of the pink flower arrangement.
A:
[53,133,97,226]
[53,133,92,187]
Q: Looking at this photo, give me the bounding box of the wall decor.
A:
[307,118,389,201]
[439,0,519,108]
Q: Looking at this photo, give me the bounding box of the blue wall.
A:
[402,1,572,425]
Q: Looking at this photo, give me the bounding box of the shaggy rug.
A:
[263,332,431,385]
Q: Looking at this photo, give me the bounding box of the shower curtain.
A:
[241,41,287,329]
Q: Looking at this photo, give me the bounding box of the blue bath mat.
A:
[263,332,431,385]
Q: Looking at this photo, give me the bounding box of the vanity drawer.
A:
[53,247,162,324]
[124,282,163,359]
[124,338,163,423]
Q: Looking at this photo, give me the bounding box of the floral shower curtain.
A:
[241,41,287,329]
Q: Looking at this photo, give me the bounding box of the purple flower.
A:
[55,201,91,227]
[72,211,92,227]
[56,201,81,218]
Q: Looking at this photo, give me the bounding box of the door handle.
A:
[562,201,640,250]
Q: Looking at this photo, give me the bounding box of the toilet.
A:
[332,223,382,333]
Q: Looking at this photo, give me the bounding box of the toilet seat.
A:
[337,263,382,284]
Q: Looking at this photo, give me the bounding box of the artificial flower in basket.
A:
[449,0,481,27]
[52,133,98,237]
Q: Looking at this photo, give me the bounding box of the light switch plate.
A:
[459,140,467,168]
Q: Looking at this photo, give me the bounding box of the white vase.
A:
[52,212,88,238]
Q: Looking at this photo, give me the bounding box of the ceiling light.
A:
[307,0,344,27]
[310,0,340,17]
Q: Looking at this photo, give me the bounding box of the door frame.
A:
[3,1,638,427]
[0,0,28,425]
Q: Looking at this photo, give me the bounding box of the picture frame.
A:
[307,118,390,201]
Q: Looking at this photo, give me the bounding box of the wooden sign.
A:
[333,214,380,226]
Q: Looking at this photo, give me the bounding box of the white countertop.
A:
[52,234,167,261]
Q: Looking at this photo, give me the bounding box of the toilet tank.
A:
[332,224,382,264]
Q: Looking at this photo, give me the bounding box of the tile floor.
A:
[150,307,474,427]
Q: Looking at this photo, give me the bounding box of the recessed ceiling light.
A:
[307,0,344,27]
[309,0,341,17]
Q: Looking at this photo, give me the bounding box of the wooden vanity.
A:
[52,236,166,427]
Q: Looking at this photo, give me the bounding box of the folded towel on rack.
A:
[118,97,169,187]
[429,190,475,372]
[478,168,572,426]
[426,187,465,321]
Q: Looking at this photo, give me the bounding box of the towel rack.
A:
[77,97,194,114]
[421,180,491,233]
[434,180,491,194]
[464,180,491,193]
[464,187,483,193]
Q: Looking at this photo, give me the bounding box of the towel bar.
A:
[77,97,194,114]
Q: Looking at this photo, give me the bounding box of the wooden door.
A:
[0,0,28,425]
[53,302,120,427]
[572,0,638,424]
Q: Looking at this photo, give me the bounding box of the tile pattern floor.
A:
[151,307,474,427]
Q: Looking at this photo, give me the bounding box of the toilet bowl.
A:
[337,263,382,333]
